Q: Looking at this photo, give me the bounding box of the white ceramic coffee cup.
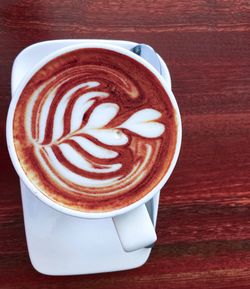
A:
[6,42,182,252]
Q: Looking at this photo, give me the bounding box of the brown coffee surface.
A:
[13,48,177,212]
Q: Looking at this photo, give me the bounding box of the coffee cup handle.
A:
[113,204,157,252]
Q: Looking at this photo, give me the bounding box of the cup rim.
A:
[6,41,182,219]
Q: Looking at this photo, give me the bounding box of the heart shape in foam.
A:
[76,102,165,146]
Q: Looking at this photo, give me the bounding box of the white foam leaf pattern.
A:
[43,147,120,187]
[58,143,121,173]
[69,136,118,159]
[119,109,165,138]
[77,106,164,145]
[37,86,164,147]
[83,103,119,130]
[52,82,103,142]
[32,80,165,189]
[38,86,57,143]
[70,90,109,133]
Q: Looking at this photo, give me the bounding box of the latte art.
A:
[13,48,177,212]
[29,80,164,194]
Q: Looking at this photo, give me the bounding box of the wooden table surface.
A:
[1,1,250,288]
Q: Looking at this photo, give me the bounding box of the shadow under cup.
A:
[7,43,182,219]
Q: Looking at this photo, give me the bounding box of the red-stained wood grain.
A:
[1,1,250,288]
